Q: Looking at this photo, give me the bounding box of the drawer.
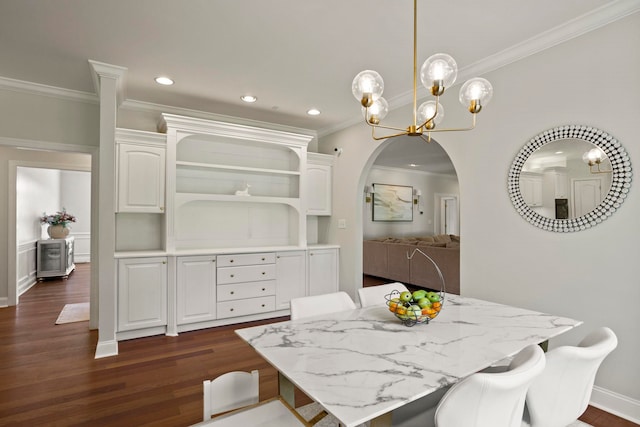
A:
[217,296,276,319]
[217,264,276,284]
[217,280,276,302]
[217,253,275,267]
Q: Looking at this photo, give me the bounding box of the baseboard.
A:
[0,297,7,307]
[591,385,640,424]
[94,340,119,359]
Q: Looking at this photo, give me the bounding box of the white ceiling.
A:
[1,0,636,173]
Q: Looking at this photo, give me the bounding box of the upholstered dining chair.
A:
[201,370,310,426]
[357,282,409,307]
[290,291,356,320]
[393,344,546,427]
[521,327,618,427]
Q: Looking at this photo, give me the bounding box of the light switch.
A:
[338,219,347,229]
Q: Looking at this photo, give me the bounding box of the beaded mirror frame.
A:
[508,125,633,232]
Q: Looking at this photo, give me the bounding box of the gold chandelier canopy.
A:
[352,0,494,142]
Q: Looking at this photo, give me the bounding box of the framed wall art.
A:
[372,183,413,221]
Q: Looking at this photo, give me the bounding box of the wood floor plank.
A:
[0,266,635,426]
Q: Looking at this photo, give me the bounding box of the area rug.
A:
[297,403,592,427]
[55,302,89,324]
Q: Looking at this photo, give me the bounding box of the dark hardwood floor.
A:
[0,267,635,426]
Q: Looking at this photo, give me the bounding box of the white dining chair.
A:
[200,370,310,426]
[393,344,546,427]
[290,291,356,320]
[357,282,408,307]
[521,327,618,427]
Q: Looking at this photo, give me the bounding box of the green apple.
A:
[399,291,413,303]
[412,290,427,301]
[426,292,441,303]
[417,298,432,309]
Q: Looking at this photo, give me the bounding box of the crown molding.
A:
[320,0,640,138]
[0,75,97,104]
[122,99,318,138]
[88,60,128,106]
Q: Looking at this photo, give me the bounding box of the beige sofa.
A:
[363,235,460,295]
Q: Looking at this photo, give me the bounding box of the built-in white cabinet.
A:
[550,170,568,198]
[176,255,217,325]
[307,153,334,216]
[216,253,277,320]
[162,114,313,251]
[308,247,339,296]
[117,257,167,332]
[114,114,341,341]
[116,129,166,213]
[520,173,543,207]
[275,250,307,310]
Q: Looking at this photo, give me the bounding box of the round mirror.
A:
[508,125,632,232]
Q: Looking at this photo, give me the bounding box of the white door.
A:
[437,195,459,235]
[573,178,602,217]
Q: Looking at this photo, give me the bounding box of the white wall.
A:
[321,12,640,420]
[364,166,458,239]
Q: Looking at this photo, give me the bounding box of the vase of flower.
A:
[41,208,76,239]
[47,224,70,239]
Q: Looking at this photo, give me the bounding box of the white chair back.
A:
[290,291,356,320]
[203,370,259,421]
[357,282,408,307]
[435,344,546,427]
[522,327,618,427]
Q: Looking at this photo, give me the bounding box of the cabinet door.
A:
[307,163,332,215]
[276,251,307,310]
[308,248,339,296]
[176,256,217,325]
[117,143,166,213]
[118,257,167,331]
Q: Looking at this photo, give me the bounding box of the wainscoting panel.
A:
[72,232,91,263]
[18,240,37,296]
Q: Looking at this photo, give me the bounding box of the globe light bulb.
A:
[417,101,444,129]
[459,77,493,113]
[420,53,458,95]
[352,70,384,107]
[361,97,389,125]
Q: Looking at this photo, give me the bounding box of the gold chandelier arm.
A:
[362,113,409,134]
[371,126,410,141]
[423,114,478,134]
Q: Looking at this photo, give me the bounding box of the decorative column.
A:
[89,60,127,358]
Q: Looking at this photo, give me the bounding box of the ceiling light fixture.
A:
[307,108,321,116]
[352,0,493,143]
[154,76,174,86]
[582,148,612,174]
[241,95,257,103]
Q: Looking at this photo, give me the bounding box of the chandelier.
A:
[351,0,494,142]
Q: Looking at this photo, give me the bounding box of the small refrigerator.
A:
[36,237,75,279]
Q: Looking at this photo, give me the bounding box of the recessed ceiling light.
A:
[410,163,418,167]
[241,95,257,103]
[555,151,564,154]
[307,108,321,116]
[154,76,174,86]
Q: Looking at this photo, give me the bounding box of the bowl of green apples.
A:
[385,289,444,326]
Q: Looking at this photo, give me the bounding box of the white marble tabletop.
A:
[235,294,582,427]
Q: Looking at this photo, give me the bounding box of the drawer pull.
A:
[261,304,265,307]
[230,308,234,311]
[262,272,265,275]
[262,288,266,291]
[230,274,235,278]
[230,291,235,295]
[261,257,265,261]
[230,259,234,263]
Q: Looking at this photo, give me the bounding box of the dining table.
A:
[235,294,582,427]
